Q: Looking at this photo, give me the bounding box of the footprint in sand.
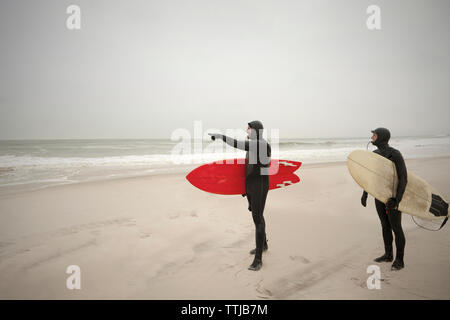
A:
[168,210,198,219]
[124,219,137,227]
[139,232,151,239]
[23,239,97,270]
[169,213,180,219]
[351,276,389,288]
[265,246,362,299]
[90,230,101,236]
[256,283,273,299]
[189,211,198,217]
[350,277,366,288]
[289,255,310,264]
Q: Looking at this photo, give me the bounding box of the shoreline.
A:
[1,155,449,199]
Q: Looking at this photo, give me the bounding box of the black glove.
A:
[361,192,368,207]
[386,197,398,210]
[208,133,222,141]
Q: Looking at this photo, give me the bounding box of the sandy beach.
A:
[0,157,449,300]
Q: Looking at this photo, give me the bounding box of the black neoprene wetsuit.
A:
[219,121,271,261]
[363,128,407,261]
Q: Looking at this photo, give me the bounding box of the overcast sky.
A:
[0,0,449,139]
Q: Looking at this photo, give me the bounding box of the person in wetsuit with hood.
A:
[209,121,271,271]
[361,127,407,271]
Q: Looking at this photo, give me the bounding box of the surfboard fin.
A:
[429,194,449,217]
[438,217,448,230]
[427,194,449,230]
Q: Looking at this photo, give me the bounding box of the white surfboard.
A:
[347,150,449,220]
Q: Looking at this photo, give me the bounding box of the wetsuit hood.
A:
[371,127,390,148]
[248,120,264,140]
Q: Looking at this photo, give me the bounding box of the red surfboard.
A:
[186,159,301,195]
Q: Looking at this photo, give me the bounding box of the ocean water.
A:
[0,135,449,195]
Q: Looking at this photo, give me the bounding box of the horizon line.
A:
[0,133,449,142]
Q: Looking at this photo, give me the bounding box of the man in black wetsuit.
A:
[209,121,271,271]
[361,127,407,271]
